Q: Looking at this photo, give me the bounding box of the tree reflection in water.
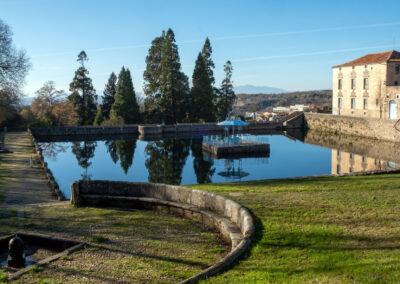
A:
[115,139,137,174]
[40,142,68,161]
[72,141,97,180]
[191,138,215,184]
[145,139,190,184]
[105,140,119,164]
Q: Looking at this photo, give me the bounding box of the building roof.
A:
[333,50,400,68]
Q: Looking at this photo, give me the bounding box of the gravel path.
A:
[1,132,56,207]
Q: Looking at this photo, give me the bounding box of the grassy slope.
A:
[191,174,400,283]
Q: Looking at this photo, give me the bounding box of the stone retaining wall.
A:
[30,120,293,139]
[27,129,65,200]
[30,125,139,136]
[304,113,400,142]
[71,180,255,283]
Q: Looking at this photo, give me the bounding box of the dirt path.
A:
[1,132,56,206]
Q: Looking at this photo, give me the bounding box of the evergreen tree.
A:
[101,72,117,119]
[201,38,215,85]
[143,29,189,124]
[143,32,165,122]
[216,61,236,121]
[68,51,97,125]
[110,67,140,124]
[159,29,188,124]
[189,53,216,122]
[93,109,104,126]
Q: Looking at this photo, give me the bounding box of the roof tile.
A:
[333,50,400,68]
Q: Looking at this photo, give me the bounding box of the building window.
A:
[351,98,356,109]
[338,79,342,89]
[396,64,400,74]
[350,153,354,160]
[376,99,379,107]
[363,78,368,89]
[338,98,342,110]
[363,98,368,110]
[395,81,398,86]
[337,150,341,157]
[351,79,356,90]
[337,165,341,175]
[349,167,353,173]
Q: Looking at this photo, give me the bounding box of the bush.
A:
[28,119,53,128]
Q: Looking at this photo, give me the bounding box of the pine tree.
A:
[216,61,236,121]
[201,38,215,85]
[159,29,188,124]
[110,67,140,124]
[68,51,97,125]
[189,53,216,122]
[143,32,165,122]
[101,72,117,119]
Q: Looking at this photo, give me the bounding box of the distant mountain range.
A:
[234,84,286,95]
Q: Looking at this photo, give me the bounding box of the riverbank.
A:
[192,173,400,283]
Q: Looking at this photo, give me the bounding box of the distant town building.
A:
[272,106,290,113]
[332,50,400,119]
[290,104,310,112]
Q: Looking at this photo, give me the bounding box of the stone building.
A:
[332,50,400,119]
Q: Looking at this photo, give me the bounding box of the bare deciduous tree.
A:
[0,19,30,89]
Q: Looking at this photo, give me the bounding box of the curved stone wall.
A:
[71,180,255,283]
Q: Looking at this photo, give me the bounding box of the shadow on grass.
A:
[91,244,210,269]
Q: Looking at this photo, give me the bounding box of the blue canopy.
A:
[217,119,248,126]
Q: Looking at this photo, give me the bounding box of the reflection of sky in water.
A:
[41,134,333,199]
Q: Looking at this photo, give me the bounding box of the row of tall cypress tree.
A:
[68,28,235,126]
[143,29,236,124]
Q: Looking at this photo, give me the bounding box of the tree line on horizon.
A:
[21,28,236,128]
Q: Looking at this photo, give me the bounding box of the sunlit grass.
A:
[191,174,400,283]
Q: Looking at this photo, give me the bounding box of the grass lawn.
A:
[191,174,400,283]
[0,205,227,283]
[0,152,10,203]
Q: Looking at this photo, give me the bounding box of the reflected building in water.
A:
[331,149,397,175]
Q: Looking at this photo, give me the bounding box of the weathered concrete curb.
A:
[70,180,255,283]
[27,129,65,200]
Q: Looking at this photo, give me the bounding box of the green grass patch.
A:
[190,174,400,283]
[91,235,109,244]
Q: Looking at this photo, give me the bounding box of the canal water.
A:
[37,130,399,199]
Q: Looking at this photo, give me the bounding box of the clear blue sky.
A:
[2,0,400,96]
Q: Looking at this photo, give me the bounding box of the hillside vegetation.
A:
[235,89,332,113]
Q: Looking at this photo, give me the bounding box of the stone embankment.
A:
[27,129,65,200]
[304,113,400,143]
[30,115,305,139]
[71,180,255,284]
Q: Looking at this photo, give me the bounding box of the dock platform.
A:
[202,139,270,159]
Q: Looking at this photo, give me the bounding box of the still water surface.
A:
[38,132,397,199]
